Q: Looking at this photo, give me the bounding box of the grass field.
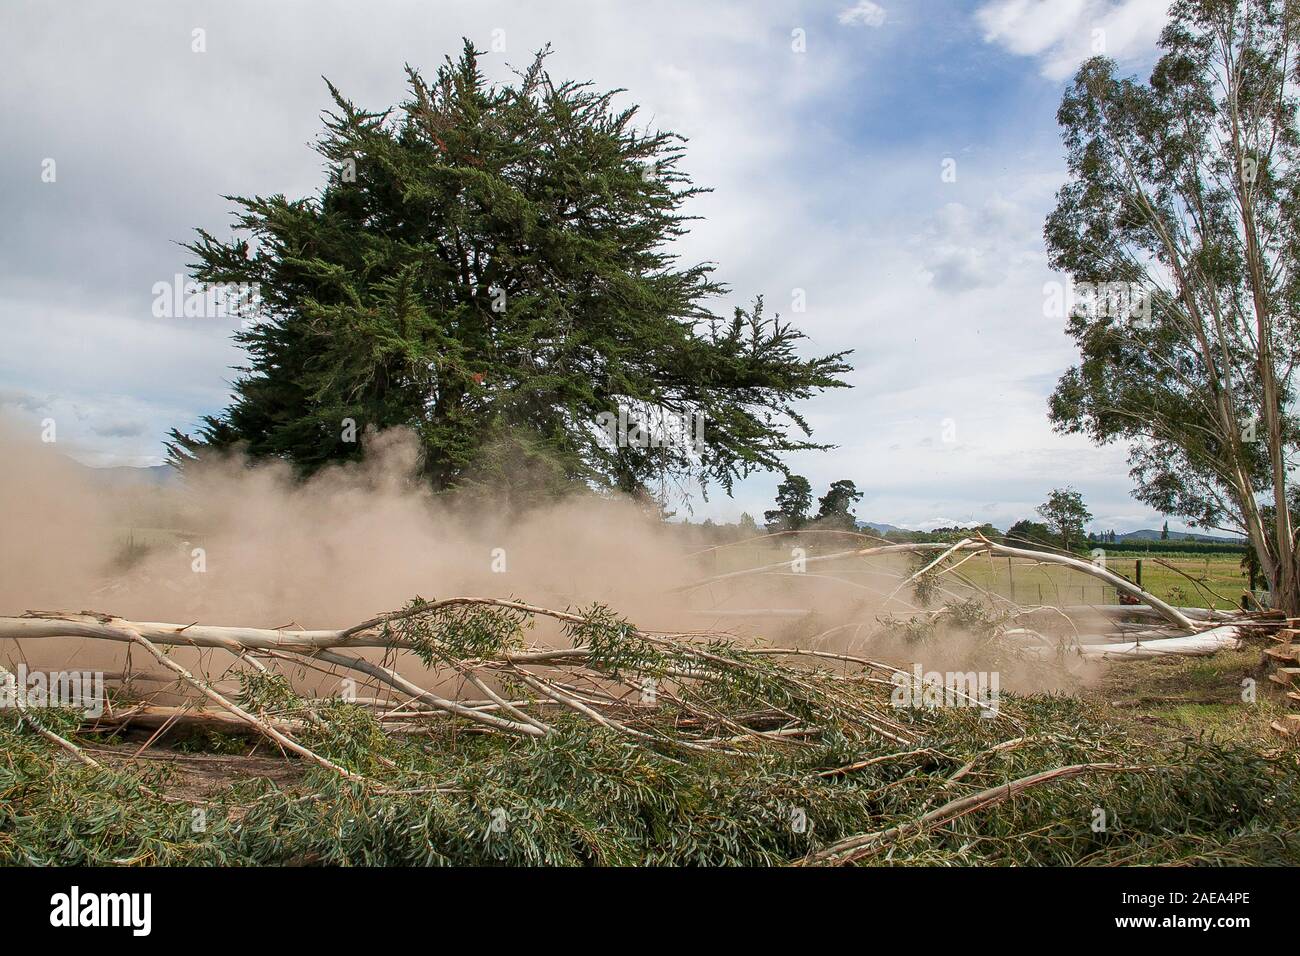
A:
[1090,644,1290,750]
[960,553,1252,611]
[691,539,1254,612]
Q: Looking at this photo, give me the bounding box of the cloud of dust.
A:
[0,420,693,623]
[0,416,1092,698]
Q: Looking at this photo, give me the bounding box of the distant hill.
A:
[1116,528,1242,543]
[852,519,1243,544]
[72,461,174,487]
[858,521,908,535]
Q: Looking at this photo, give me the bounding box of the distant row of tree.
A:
[760,476,863,532]
[753,479,1095,551]
[684,481,1247,557]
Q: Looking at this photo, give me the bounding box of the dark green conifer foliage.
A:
[168,42,851,497]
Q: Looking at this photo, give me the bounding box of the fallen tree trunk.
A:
[1070,624,1243,660]
[85,705,305,737]
[682,537,1202,631]
[966,539,1197,630]
[0,571,1258,775]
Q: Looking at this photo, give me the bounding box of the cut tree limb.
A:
[970,539,1197,630]
[107,622,362,779]
[801,762,1141,865]
[1068,624,1243,659]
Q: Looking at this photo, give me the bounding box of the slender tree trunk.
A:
[1253,285,1296,613]
[1262,384,1297,615]
[1228,35,1298,616]
[1239,487,1280,606]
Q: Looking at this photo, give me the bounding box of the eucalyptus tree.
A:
[1045,0,1300,611]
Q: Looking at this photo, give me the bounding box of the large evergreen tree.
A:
[168,43,851,499]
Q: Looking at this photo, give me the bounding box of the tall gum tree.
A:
[1045,0,1300,612]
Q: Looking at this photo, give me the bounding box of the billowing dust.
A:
[0,416,1095,700]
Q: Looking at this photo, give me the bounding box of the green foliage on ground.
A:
[3,679,1296,866]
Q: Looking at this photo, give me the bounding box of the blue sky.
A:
[0,0,1187,533]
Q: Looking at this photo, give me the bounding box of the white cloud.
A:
[976,0,1170,80]
[838,1,887,28]
[916,197,1039,293]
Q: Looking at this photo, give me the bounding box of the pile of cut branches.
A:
[1,595,1297,866]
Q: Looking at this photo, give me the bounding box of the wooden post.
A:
[1135,559,1143,589]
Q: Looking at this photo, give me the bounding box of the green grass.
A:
[956,554,1251,610]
